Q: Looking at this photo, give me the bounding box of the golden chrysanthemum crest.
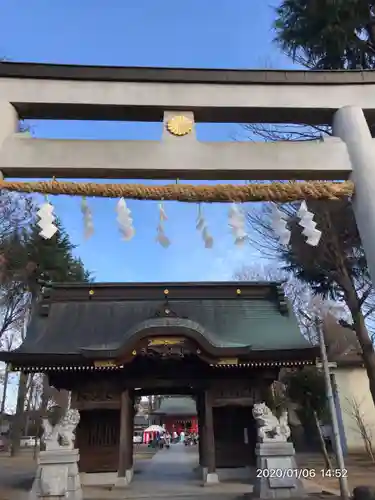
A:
[166,115,193,136]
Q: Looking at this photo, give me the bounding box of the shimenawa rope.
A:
[0,180,354,203]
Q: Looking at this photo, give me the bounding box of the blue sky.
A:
[1,0,298,283]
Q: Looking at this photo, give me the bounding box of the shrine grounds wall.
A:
[334,367,375,453]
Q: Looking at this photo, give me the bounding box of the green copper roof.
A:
[153,397,197,416]
[17,298,309,355]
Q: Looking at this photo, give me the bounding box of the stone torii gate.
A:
[0,62,373,279]
[0,62,370,497]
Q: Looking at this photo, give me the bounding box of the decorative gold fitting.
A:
[236,288,241,295]
[166,115,193,136]
[88,289,95,296]
[164,288,169,295]
[132,350,137,356]
[94,360,116,368]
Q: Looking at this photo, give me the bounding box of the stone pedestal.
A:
[201,467,219,485]
[29,449,82,500]
[114,467,134,488]
[353,486,375,500]
[253,442,305,499]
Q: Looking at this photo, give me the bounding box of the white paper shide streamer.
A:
[116,198,135,241]
[156,202,170,248]
[81,197,94,240]
[270,203,291,246]
[228,204,247,246]
[196,205,213,249]
[33,197,319,248]
[297,201,322,247]
[37,198,58,240]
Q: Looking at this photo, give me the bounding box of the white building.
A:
[324,315,375,454]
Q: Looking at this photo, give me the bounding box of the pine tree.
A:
[245,0,375,409]
[275,0,375,70]
[272,0,375,407]
[23,218,91,289]
[9,217,91,455]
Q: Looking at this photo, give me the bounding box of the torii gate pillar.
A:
[333,106,375,288]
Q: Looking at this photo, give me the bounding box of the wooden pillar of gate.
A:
[117,389,134,485]
[202,389,219,484]
[196,392,206,467]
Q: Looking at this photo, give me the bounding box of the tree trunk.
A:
[0,363,10,413]
[9,291,39,456]
[25,374,35,412]
[313,410,333,470]
[32,386,39,459]
[24,415,30,436]
[352,309,375,406]
[40,375,50,416]
[10,371,28,456]
[37,375,51,453]
[343,280,375,408]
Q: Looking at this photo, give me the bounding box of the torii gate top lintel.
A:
[1,61,375,125]
[1,62,375,182]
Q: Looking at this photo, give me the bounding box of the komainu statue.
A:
[252,402,291,442]
[41,408,80,451]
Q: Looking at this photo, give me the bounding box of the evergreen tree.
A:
[7,217,91,456]
[1,218,91,295]
[275,0,375,70]
[283,368,333,469]
[245,0,375,408]
[23,219,91,289]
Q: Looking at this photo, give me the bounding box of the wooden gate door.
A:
[76,409,120,472]
[213,405,257,467]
